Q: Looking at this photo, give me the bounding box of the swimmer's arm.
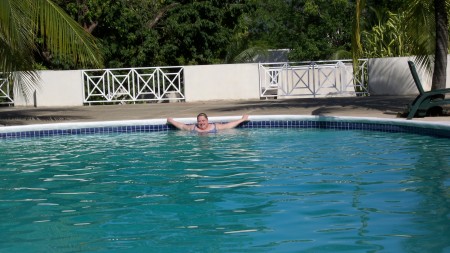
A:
[216,115,249,130]
[167,118,193,131]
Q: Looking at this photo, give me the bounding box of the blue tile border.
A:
[1,116,450,139]
[239,120,450,138]
[0,125,169,139]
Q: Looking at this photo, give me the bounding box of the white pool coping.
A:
[0,115,449,134]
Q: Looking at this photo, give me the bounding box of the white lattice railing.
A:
[4,61,370,105]
[82,66,185,104]
[259,60,369,99]
[0,75,14,105]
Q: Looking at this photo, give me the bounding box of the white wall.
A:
[10,56,450,107]
[368,56,450,95]
[184,63,260,102]
[14,70,83,107]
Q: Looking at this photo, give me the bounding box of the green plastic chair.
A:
[406,61,450,119]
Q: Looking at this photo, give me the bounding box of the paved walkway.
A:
[0,96,449,126]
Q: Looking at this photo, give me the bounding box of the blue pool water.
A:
[0,128,449,253]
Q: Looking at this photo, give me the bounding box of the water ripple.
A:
[0,129,448,253]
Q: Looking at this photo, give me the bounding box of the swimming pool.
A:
[0,116,449,252]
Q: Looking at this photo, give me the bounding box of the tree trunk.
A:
[432,0,448,90]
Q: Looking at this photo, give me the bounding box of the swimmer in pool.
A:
[167,113,249,133]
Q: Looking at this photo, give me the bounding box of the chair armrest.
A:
[423,88,450,95]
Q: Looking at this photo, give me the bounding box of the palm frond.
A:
[12,71,39,103]
[404,0,435,75]
[1,0,104,102]
[0,0,36,74]
[33,0,103,68]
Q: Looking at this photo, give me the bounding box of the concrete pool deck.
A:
[0,95,449,126]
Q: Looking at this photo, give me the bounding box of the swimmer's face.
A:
[197,115,209,130]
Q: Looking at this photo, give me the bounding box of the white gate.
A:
[259,60,369,98]
[0,75,13,105]
[82,66,184,104]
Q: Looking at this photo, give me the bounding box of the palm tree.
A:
[405,0,448,90]
[0,0,103,100]
[352,0,365,67]
[353,0,449,91]
[431,0,448,90]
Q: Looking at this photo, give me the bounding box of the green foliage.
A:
[353,0,450,90]
[50,0,162,68]
[48,0,356,68]
[362,11,412,58]
[244,0,354,61]
[158,1,252,65]
[24,0,450,72]
[356,0,450,60]
[51,0,255,67]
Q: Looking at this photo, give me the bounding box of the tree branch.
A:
[84,21,98,34]
[147,3,179,29]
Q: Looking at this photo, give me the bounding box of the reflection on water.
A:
[403,140,450,253]
[0,129,449,253]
